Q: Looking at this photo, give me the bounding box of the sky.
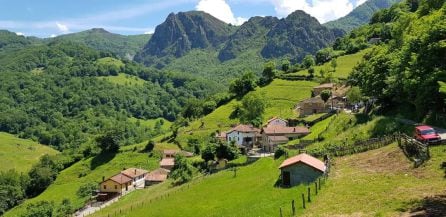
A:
[0,0,368,38]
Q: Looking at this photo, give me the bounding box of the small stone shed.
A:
[279,153,326,186]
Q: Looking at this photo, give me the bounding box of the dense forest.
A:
[348,0,446,122]
[0,36,223,152]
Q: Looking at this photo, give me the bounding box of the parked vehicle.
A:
[414,125,441,144]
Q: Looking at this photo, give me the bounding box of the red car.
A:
[414,125,441,144]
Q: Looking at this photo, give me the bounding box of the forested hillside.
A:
[51,28,151,60]
[0,37,222,152]
[324,0,402,32]
[348,0,446,123]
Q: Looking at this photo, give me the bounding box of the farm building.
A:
[145,168,170,186]
[99,173,133,200]
[313,83,334,96]
[265,117,288,127]
[279,153,326,187]
[160,158,175,170]
[121,168,148,188]
[226,124,261,149]
[163,150,194,158]
[296,96,329,117]
[261,126,310,152]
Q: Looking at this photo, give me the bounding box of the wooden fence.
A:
[396,133,430,167]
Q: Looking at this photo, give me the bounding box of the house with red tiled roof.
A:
[279,153,326,186]
[261,125,310,152]
[98,173,133,200]
[145,168,170,186]
[160,158,175,170]
[121,168,148,188]
[266,117,288,127]
[226,124,261,149]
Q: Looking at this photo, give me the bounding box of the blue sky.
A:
[0,0,367,38]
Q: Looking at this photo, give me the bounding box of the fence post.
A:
[292,200,295,216]
[315,182,318,195]
[307,187,311,202]
[280,207,283,217]
[302,193,306,209]
[318,178,321,190]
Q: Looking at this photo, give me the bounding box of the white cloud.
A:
[271,0,354,23]
[56,22,69,33]
[355,0,367,7]
[50,34,57,38]
[196,0,247,25]
[15,32,24,36]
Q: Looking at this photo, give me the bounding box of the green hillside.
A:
[4,150,160,217]
[99,73,147,86]
[51,28,150,59]
[0,132,58,173]
[324,0,401,32]
[92,158,314,217]
[176,80,317,146]
[303,144,446,216]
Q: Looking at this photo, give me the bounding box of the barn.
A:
[279,153,326,187]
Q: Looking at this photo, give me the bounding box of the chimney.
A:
[134,169,137,175]
[293,128,296,132]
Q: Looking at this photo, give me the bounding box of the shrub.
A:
[77,182,98,198]
[274,147,287,159]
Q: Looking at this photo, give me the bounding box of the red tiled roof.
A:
[227,124,260,134]
[268,136,289,142]
[279,153,326,172]
[267,117,288,124]
[121,168,148,178]
[145,168,170,182]
[107,173,133,184]
[163,150,194,157]
[314,83,334,89]
[263,125,309,135]
[160,158,175,166]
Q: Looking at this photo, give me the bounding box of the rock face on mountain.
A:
[261,10,342,62]
[135,11,235,67]
[136,10,345,67]
[218,16,279,61]
[324,0,401,32]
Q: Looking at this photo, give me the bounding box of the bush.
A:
[274,147,287,159]
[77,182,98,198]
[143,140,155,153]
[170,155,193,185]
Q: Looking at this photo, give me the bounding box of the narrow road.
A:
[395,118,446,140]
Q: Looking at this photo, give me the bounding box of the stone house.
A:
[279,153,326,187]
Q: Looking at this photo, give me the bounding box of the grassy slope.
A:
[291,49,369,79]
[303,143,446,216]
[176,80,318,146]
[92,157,314,217]
[0,132,58,173]
[301,115,335,141]
[4,149,163,217]
[98,73,146,86]
[128,117,172,132]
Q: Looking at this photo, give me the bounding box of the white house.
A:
[120,168,148,188]
[226,124,260,148]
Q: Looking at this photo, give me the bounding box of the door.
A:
[282,171,291,186]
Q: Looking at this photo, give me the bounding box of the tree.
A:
[320,90,332,103]
[281,59,290,72]
[302,55,315,69]
[229,71,258,96]
[330,58,337,72]
[346,86,363,104]
[96,131,121,153]
[239,92,267,127]
[262,61,276,84]
[143,140,155,153]
[215,141,239,161]
[22,200,54,217]
[170,154,193,185]
[201,144,215,162]
[308,67,315,78]
[26,166,56,197]
[53,199,72,217]
[76,182,97,198]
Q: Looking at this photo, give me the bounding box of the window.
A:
[103,185,106,189]
[115,185,117,189]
